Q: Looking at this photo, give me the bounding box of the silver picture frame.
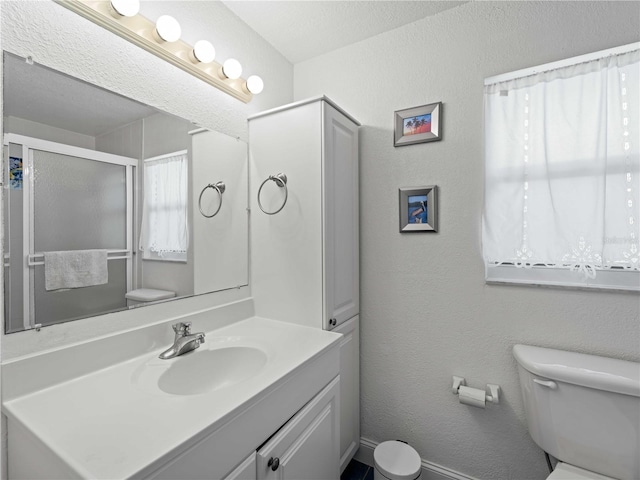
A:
[399,186,438,232]
[394,102,442,147]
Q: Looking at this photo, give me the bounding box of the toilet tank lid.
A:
[125,289,176,302]
[513,344,640,398]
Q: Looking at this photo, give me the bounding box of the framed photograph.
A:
[394,102,442,147]
[9,156,22,189]
[399,186,438,232]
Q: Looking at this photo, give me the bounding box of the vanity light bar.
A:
[55,0,256,103]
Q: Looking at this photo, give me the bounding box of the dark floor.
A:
[341,459,373,480]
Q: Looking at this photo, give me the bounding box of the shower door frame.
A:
[4,133,137,331]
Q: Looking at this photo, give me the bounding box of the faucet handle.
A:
[172,322,192,335]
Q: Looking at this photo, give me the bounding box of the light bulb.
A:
[155,15,181,43]
[222,59,242,80]
[193,40,216,63]
[110,0,140,17]
[246,75,264,94]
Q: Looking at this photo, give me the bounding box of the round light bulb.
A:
[222,59,242,80]
[246,75,264,94]
[193,40,216,63]
[110,0,140,17]
[155,15,181,43]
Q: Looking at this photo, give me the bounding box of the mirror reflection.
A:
[3,52,249,333]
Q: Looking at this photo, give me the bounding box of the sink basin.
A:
[159,347,267,395]
[132,345,268,396]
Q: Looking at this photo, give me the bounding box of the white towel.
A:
[44,250,108,291]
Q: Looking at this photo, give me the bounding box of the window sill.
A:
[141,252,187,263]
[486,264,640,292]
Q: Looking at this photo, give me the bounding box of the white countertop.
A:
[3,317,341,479]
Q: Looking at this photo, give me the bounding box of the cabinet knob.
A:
[268,457,280,471]
[329,318,337,326]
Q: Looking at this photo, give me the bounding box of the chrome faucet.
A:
[159,322,205,360]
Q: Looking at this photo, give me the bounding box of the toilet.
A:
[513,344,640,480]
[373,440,422,480]
[125,288,176,307]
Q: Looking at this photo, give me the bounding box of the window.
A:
[139,150,189,262]
[483,44,639,291]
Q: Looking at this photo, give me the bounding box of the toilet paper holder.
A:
[452,376,500,405]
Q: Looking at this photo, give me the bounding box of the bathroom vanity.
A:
[2,304,342,479]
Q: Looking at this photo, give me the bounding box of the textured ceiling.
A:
[4,53,158,137]
[221,1,466,64]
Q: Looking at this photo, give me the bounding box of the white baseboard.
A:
[341,440,359,474]
[354,437,479,480]
[353,437,376,467]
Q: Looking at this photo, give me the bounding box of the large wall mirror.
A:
[2,52,249,333]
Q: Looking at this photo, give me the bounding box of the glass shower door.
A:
[4,134,136,333]
[29,149,130,327]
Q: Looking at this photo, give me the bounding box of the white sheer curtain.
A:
[483,47,639,289]
[139,151,188,261]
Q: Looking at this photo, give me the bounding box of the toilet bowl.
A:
[373,441,422,480]
[125,288,176,307]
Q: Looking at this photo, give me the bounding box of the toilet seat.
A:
[547,463,616,480]
[125,288,175,302]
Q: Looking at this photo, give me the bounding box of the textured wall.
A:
[4,117,96,149]
[294,2,640,478]
[0,0,292,359]
[95,117,146,294]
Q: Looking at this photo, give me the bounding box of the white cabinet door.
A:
[323,102,359,329]
[256,377,340,480]
[223,453,257,480]
[333,316,360,473]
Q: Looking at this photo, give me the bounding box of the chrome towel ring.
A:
[198,181,226,218]
[257,173,288,215]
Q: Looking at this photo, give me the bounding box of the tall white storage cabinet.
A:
[249,97,360,472]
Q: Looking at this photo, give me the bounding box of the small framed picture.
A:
[394,102,442,147]
[9,156,23,189]
[399,186,438,232]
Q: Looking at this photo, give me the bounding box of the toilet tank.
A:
[513,344,640,480]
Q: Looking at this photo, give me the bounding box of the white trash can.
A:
[373,440,422,480]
